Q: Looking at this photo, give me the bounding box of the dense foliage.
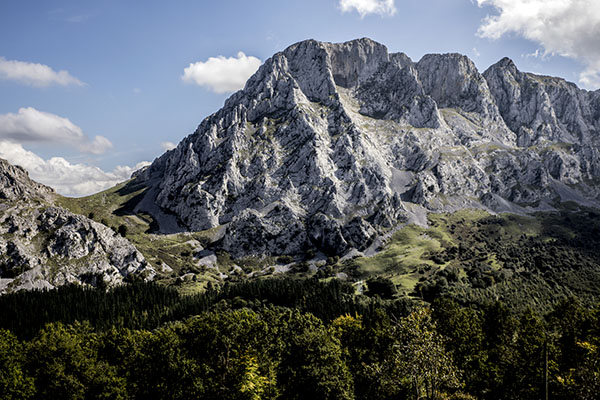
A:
[415,210,600,310]
[0,279,407,340]
[1,279,600,399]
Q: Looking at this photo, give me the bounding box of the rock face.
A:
[0,159,54,202]
[135,38,600,258]
[0,159,155,294]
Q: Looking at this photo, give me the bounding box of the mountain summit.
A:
[133,38,600,259]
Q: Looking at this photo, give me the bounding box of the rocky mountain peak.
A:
[389,52,414,69]
[490,56,518,72]
[134,38,600,260]
[0,158,156,294]
[415,53,504,122]
[0,158,54,202]
[484,55,599,149]
[322,38,389,88]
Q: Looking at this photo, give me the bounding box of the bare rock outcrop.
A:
[132,38,600,258]
[0,158,155,294]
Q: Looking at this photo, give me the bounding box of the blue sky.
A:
[0,0,598,196]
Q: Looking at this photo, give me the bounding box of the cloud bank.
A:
[0,107,112,154]
[0,57,84,87]
[161,141,177,151]
[0,141,149,197]
[181,52,262,93]
[339,0,396,17]
[476,0,600,88]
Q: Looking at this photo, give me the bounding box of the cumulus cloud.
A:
[339,0,396,17]
[0,107,112,154]
[160,141,177,151]
[476,0,600,88]
[0,57,84,87]
[87,135,113,154]
[0,141,149,197]
[181,52,262,93]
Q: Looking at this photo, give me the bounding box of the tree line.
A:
[1,279,599,399]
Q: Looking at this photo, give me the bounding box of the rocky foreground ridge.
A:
[0,159,155,294]
[134,38,600,259]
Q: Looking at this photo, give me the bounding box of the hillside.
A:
[3,38,600,311]
[52,38,600,310]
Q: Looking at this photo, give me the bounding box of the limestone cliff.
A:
[131,38,600,258]
[0,159,155,293]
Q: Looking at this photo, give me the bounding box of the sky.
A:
[0,0,599,197]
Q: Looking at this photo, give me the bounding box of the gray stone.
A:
[128,38,600,259]
[0,158,155,294]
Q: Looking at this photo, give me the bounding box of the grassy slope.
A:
[350,210,487,292]
[343,206,600,312]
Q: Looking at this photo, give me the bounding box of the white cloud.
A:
[580,62,600,89]
[476,0,600,89]
[524,48,543,59]
[0,107,112,154]
[0,141,149,197]
[160,141,177,151]
[181,52,262,93]
[339,0,396,17]
[0,57,84,87]
[87,135,113,154]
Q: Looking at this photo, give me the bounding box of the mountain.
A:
[0,158,155,294]
[4,37,600,304]
[132,38,600,260]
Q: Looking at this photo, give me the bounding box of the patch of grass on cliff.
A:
[351,209,503,295]
[57,180,151,234]
[130,233,195,271]
[352,224,444,295]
